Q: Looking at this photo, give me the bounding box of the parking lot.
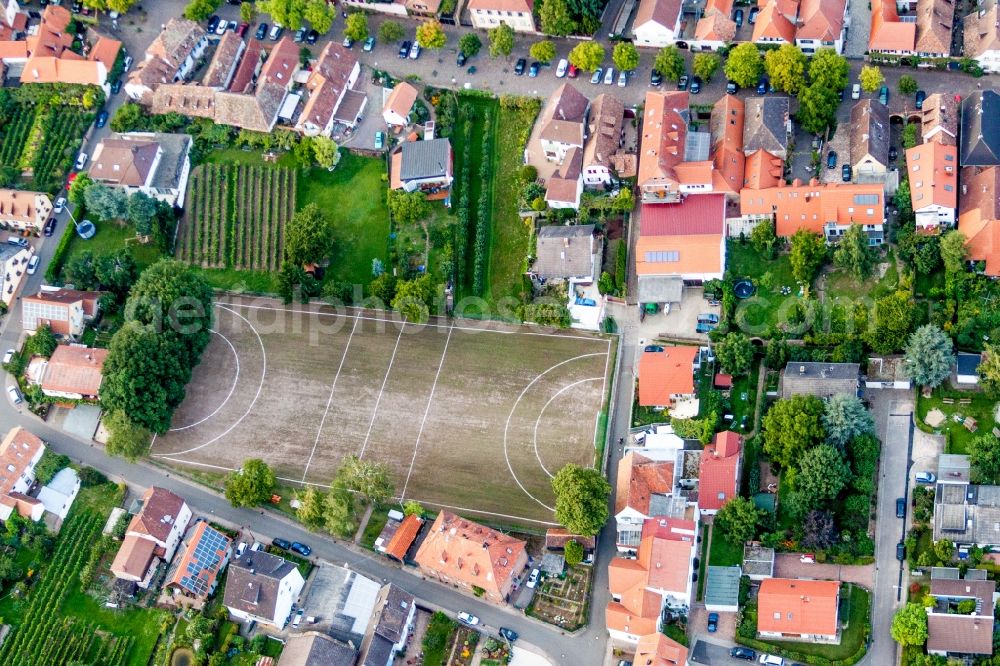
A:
[637,287,717,343]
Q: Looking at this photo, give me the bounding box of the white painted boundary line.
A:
[169,329,239,432]
[400,324,454,499]
[300,316,359,482]
[358,322,406,459]
[532,377,604,479]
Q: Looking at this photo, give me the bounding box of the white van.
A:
[851,83,861,99]
[759,655,784,666]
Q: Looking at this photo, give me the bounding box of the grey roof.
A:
[146,132,192,192]
[399,138,451,181]
[223,551,299,622]
[931,578,996,609]
[704,566,741,608]
[533,224,596,280]
[684,130,711,162]
[299,565,380,646]
[637,275,683,304]
[938,454,971,484]
[850,99,890,170]
[279,632,356,666]
[362,635,394,666]
[960,91,1000,167]
[866,356,910,383]
[956,352,982,376]
[931,566,962,580]
[376,585,413,644]
[743,97,789,155]
[934,483,1000,545]
[927,614,995,655]
[780,362,860,399]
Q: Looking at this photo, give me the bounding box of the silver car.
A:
[590,67,603,84]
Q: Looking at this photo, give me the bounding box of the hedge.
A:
[45,212,80,283]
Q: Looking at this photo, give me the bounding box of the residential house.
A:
[697,431,743,515]
[632,0,683,47]
[956,352,982,385]
[742,149,786,191]
[934,482,1000,545]
[382,81,418,129]
[914,0,954,58]
[636,194,727,310]
[905,140,958,230]
[111,487,192,588]
[125,19,209,101]
[414,511,528,604]
[166,521,232,601]
[958,166,1000,275]
[13,6,120,90]
[704,566,742,612]
[637,345,700,409]
[341,0,409,16]
[633,632,689,666]
[545,147,584,209]
[389,138,453,198]
[921,93,959,145]
[606,517,698,644]
[582,93,625,187]
[224,550,306,627]
[0,189,52,232]
[0,244,33,307]
[202,32,245,90]
[295,41,363,137]
[938,454,971,485]
[752,0,797,46]
[36,468,80,522]
[964,0,1000,73]
[926,570,997,657]
[739,179,885,243]
[535,83,589,165]
[229,38,265,94]
[295,566,380,645]
[0,427,46,522]
[865,356,912,389]
[709,94,746,197]
[850,99,890,177]
[88,132,193,207]
[757,578,841,643]
[615,451,677,551]
[692,0,736,52]
[21,287,105,337]
[639,91,719,202]
[374,512,423,562]
[961,90,1000,166]
[278,633,356,666]
[532,224,600,281]
[869,0,916,54]
[779,361,860,398]
[468,0,536,33]
[795,0,848,54]
[37,344,107,401]
[743,97,790,160]
[358,585,416,666]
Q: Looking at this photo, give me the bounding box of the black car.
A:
[889,146,898,161]
[897,541,906,560]
[307,29,319,44]
[43,218,56,237]
[730,647,757,661]
[272,538,291,550]
[110,79,122,94]
[255,22,268,39]
[96,110,108,128]
[726,81,737,94]
[677,74,689,90]
[207,15,220,32]
[644,345,664,352]
[827,150,837,169]
[528,61,541,77]
[290,542,312,557]
[897,497,906,518]
[398,40,411,58]
[734,8,744,26]
[650,69,663,86]
[690,76,701,94]
[842,164,852,182]
[756,78,767,94]
[514,58,527,75]
[916,89,926,110]
[498,627,519,642]
[457,51,467,66]
[749,6,759,23]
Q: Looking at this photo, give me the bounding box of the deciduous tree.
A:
[750,218,777,258]
[488,24,515,57]
[388,190,430,227]
[402,500,424,516]
[822,393,875,450]
[312,136,340,169]
[335,455,395,504]
[939,230,968,274]
[25,325,56,358]
[240,1,256,23]
[551,464,611,536]
[795,444,850,505]
[833,223,875,279]
[716,331,753,375]
[257,0,307,29]
[969,433,1000,484]
[653,46,685,80]
[568,41,605,72]
[68,172,93,208]
[801,510,837,550]
[379,21,405,43]
[324,488,357,537]
[183,0,217,21]
[304,0,334,33]
[797,83,838,135]
[612,42,639,73]
[84,183,127,221]
[225,459,276,507]
[808,48,850,91]
[539,0,575,37]
[563,539,584,565]
[979,344,1000,397]
[865,291,915,355]
[693,53,720,82]
[715,496,764,544]
[296,486,326,529]
[459,33,482,57]
[762,395,826,469]
[343,12,369,42]
[859,65,883,93]
[789,229,826,284]
[898,74,918,94]
[764,44,807,94]
[416,19,447,49]
[904,324,954,389]
[530,40,557,64]
[724,42,763,89]
[285,203,335,266]
[126,192,157,237]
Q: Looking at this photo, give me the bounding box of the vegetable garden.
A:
[176,164,297,271]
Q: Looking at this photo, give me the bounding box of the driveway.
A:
[773,553,873,587]
[637,287,714,343]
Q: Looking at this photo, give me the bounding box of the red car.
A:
[236,22,249,36]
[567,63,579,78]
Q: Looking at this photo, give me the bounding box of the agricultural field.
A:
[0,102,92,192]
[176,164,296,272]
[152,295,613,525]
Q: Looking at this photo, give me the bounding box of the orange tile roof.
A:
[0,428,44,497]
[639,91,690,193]
[914,0,953,57]
[710,95,745,193]
[637,346,699,406]
[385,513,422,560]
[0,41,28,59]
[752,2,796,43]
[384,81,418,124]
[615,452,675,515]
[605,597,661,636]
[414,511,526,601]
[609,556,650,596]
[760,0,798,19]
[740,179,884,236]
[167,521,231,597]
[797,0,846,42]
[905,141,957,212]
[88,36,122,70]
[635,632,689,666]
[961,166,1000,222]
[41,345,107,397]
[111,533,157,580]
[743,149,785,190]
[959,208,1000,277]
[706,0,734,14]
[636,232,723,279]
[698,431,742,511]
[25,5,72,58]
[638,517,697,593]
[695,10,737,42]
[634,0,683,30]
[758,578,840,637]
[870,0,916,53]
[20,56,105,85]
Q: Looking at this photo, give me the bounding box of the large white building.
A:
[467,0,536,33]
[224,550,305,627]
[632,0,683,48]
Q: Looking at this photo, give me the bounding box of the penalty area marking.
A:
[532,376,604,479]
[168,329,239,432]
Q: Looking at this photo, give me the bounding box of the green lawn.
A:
[917,387,997,454]
[764,584,870,661]
[726,242,798,332]
[297,153,390,286]
[915,267,945,298]
[188,266,279,294]
[361,505,391,550]
[422,611,457,666]
[61,219,165,274]
[708,526,744,567]
[776,473,796,531]
[729,359,760,434]
[823,252,899,302]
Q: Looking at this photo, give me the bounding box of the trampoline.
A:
[734,279,756,299]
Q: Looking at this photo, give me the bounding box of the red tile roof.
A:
[740,180,885,236]
[615,452,674,515]
[758,578,840,637]
[635,632,689,666]
[167,521,231,598]
[640,196,726,236]
[698,431,742,511]
[638,346,699,406]
[385,514,422,560]
[0,428,44,498]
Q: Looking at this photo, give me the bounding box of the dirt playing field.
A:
[152,295,614,525]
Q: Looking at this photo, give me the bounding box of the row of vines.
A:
[453,118,473,290]
[0,510,133,665]
[176,163,296,272]
[31,108,93,193]
[471,110,493,297]
[0,101,36,168]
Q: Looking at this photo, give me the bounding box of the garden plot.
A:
[152,295,613,525]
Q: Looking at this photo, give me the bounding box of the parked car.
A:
[528,61,541,77]
[408,41,421,59]
[590,67,603,84]
[7,386,22,406]
[255,22,268,39]
[374,131,385,149]
[690,76,701,94]
[207,15,220,32]
[342,35,354,48]
[272,538,292,550]
[916,471,937,484]
[567,63,578,78]
[398,41,411,58]
[897,541,906,560]
[749,6,759,22]
[756,77,767,94]
[889,146,898,161]
[290,542,311,556]
[457,612,480,626]
[678,74,689,90]
[26,255,39,275]
[896,497,906,518]
[759,656,784,666]
[617,70,627,87]
[697,313,720,324]
[726,80,737,94]
[852,83,861,99]
[916,89,926,109]
[236,542,248,557]
[110,79,122,94]
[644,345,664,352]
[269,24,283,41]
[43,218,56,237]
[827,151,837,168]
[603,67,615,85]
[730,647,757,661]
[96,110,108,128]
[2,349,13,365]
[363,36,375,51]
[526,568,540,588]
[734,8,744,26]
[307,29,319,44]
[457,51,467,66]
[54,196,66,213]
[292,610,304,627]
[879,85,889,106]
[695,322,715,333]
[707,612,719,633]
[842,164,852,182]
[295,27,307,43]
[498,627,519,642]
[75,152,88,170]
[76,220,95,239]
[6,236,28,249]
[215,20,227,36]
[650,69,663,86]
[555,58,568,78]
[236,22,249,37]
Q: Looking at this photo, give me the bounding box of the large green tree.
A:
[387,190,430,227]
[563,539,584,565]
[859,65,883,93]
[392,275,435,323]
[25,325,57,358]
[530,40,557,64]
[808,48,850,91]
[794,444,851,506]
[324,487,357,537]
[724,43,763,89]
[257,0,307,28]
[822,393,875,450]
[716,332,753,375]
[612,42,639,72]
[84,184,127,221]
[789,229,827,284]
[303,0,334,33]
[939,230,968,274]
[539,0,575,36]
[296,486,327,529]
[764,44,807,94]
[551,464,611,536]
[653,46,685,80]
[459,33,482,57]
[103,410,152,462]
[979,343,1000,397]
[797,83,838,135]
[762,395,827,469]
[715,496,764,544]
[416,19,447,49]
[969,433,1000,485]
[285,203,335,267]
[225,459,277,508]
[833,224,875,279]
[344,13,369,42]
[891,603,928,646]
[898,74,918,94]
[865,291,915,355]
[334,455,395,504]
[568,41,604,72]
[379,21,405,43]
[693,53,720,81]
[488,24,515,57]
[183,0,218,21]
[904,325,954,388]
[110,103,143,133]
[126,192,158,237]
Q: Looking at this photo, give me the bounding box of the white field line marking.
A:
[503,352,609,512]
[222,301,606,342]
[400,324,454,499]
[358,322,406,459]
[300,316,359,482]
[596,338,613,460]
[168,330,239,432]
[532,377,604,478]
[153,304,267,457]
